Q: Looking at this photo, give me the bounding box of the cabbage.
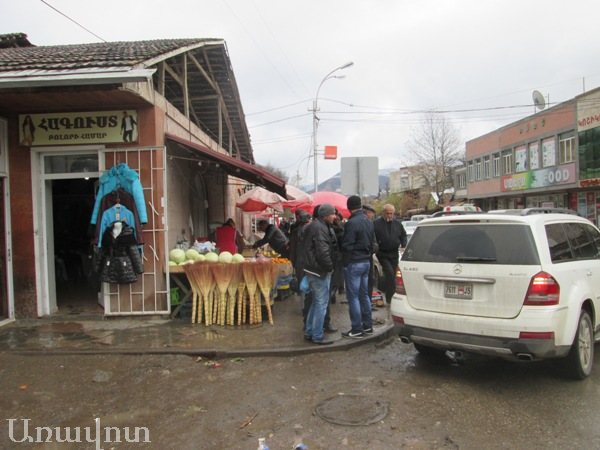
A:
[185,249,202,261]
[169,248,186,264]
[232,253,245,263]
[204,252,219,262]
[168,260,178,266]
[196,253,206,262]
[218,251,233,263]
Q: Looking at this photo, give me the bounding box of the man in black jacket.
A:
[298,203,338,345]
[253,219,289,258]
[341,195,375,339]
[373,204,407,304]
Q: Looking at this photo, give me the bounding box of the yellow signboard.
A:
[18,110,138,146]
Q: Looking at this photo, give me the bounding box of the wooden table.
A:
[168,265,193,319]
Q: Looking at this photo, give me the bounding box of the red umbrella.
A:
[293,191,350,218]
[236,187,285,212]
[282,185,313,209]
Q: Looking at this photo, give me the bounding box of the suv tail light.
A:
[395,268,406,295]
[524,271,559,306]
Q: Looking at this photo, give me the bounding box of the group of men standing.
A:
[291,196,407,345]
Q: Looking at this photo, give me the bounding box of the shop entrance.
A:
[34,147,168,317]
[51,177,102,315]
[37,150,103,316]
[0,119,13,324]
[0,177,11,323]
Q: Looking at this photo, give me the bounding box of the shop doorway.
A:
[0,119,13,325]
[34,147,169,317]
[0,177,11,323]
[34,149,102,317]
[51,177,102,315]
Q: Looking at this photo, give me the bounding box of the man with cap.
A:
[297,203,338,345]
[340,195,375,338]
[373,203,407,303]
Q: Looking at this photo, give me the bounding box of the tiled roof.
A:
[0,36,259,169]
[0,38,216,72]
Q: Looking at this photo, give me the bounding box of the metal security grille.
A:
[100,147,169,316]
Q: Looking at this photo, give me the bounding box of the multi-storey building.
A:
[466,86,600,224]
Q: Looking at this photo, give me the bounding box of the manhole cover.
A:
[315,394,388,426]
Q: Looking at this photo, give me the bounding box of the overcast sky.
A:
[4,0,600,188]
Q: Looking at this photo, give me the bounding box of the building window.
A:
[493,153,500,177]
[483,156,491,179]
[559,132,575,164]
[467,161,474,182]
[502,150,513,175]
[578,127,600,180]
[542,137,556,167]
[475,158,482,180]
[457,172,466,189]
[529,142,540,170]
[515,145,527,173]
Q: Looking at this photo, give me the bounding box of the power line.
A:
[40,0,106,42]
[252,132,312,145]
[249,0,311,99]
[223,0,303,101]
[246,99,311,116]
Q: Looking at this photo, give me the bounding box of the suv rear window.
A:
[546,222,600,262]
[403,224,540,265]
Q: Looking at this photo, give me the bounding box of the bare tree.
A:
[405,111,464,204]
[257,163,289,184]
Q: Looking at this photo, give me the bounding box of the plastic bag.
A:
[299,276,311,294]
[175,236,190,252]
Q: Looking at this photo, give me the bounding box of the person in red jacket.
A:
[215,218,244,254]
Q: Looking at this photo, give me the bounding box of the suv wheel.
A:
[562,310,594,380]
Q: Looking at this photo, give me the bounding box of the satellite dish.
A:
[532,90,546,111]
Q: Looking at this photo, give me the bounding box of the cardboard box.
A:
[242,248,257,258]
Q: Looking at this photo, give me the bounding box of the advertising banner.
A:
[18,110,138,146]
[501,163,576,192]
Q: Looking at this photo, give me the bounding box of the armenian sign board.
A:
[18,110,138,146]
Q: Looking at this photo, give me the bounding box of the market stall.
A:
[168,257,292,325]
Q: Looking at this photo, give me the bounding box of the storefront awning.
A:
[165,133,286,197]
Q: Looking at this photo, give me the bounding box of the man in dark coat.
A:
[373,204,407,303]
[253,219,289,258]
[341,195,375,339]
[298,203,338,345]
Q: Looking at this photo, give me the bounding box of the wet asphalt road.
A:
[1,338,600,449]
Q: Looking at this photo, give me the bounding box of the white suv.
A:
[391,208,600,379]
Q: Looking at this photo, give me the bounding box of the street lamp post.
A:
[312,61,354,192]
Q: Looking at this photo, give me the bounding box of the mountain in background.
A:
[301,168,393,196]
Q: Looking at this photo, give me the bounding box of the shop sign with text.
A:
[501,163,576,192]
[18,110,138,146]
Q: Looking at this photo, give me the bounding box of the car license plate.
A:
[444,283,473,299]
